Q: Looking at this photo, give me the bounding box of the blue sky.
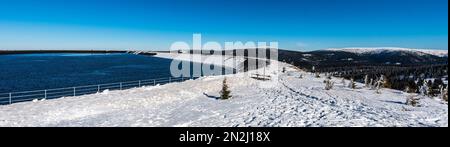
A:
[0,0,448,51]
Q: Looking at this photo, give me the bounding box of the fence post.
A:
[9,93,12,104]
[73,87,76,96]
[120,82,123,90]
[98,85,100,93]
[44,90,47,99]
[154,79,156,86]
[169,77,172,83]
[139,80,141,87]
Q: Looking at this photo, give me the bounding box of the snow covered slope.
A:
[327,47,448,57]
[0,54,447,127]
[154,53,246,69]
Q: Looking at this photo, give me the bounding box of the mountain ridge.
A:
[326,47,448,57]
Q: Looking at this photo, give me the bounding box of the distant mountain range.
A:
[278,48,448,69]
[326,48,448,57]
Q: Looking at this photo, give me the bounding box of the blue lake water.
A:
[0,53,230,94]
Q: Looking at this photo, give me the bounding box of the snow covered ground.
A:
[154,53,246,69]
[0,53,447,127]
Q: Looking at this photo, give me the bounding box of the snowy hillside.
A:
[154,53,246,69]
[327,47,448,57]
[0,54,447,127]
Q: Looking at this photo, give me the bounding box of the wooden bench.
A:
[251,74,271,81]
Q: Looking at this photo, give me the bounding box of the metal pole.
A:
[169,77,172,83]
[73,87,76,96]
[98,85,100,93]
[44,90,47,99]
[9,93,12,104]
[139,81,141,87]
[120,83,123,90]
[154,79,156,86]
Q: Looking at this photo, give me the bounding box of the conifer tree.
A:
[383,76,392,89]
[427,80,434,97]
[364,75,370,88]
[441,85,448,102]
[375,76,384,94]
[369,79,375,90]
[220,78,232,100]
[325,79,334,90]
[348,78,356,89]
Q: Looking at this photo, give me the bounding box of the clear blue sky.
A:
[0,0,448,51]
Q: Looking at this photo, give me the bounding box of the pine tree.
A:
[375,76,384,94]
[427,80,434,97]
[364,75,370,88]
[406,80,418,93]
[325,79,334,90]
[369,79,375,90]
[220,78,232,100]
[441,85,448,102]
[348,78,356,89]
[383,76,392,89]
[419,79,427,95]
[416,79,424,90]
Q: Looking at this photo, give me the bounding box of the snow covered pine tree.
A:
[364,75,370,88]
[348,78,356,89]
[325,79,334,90]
